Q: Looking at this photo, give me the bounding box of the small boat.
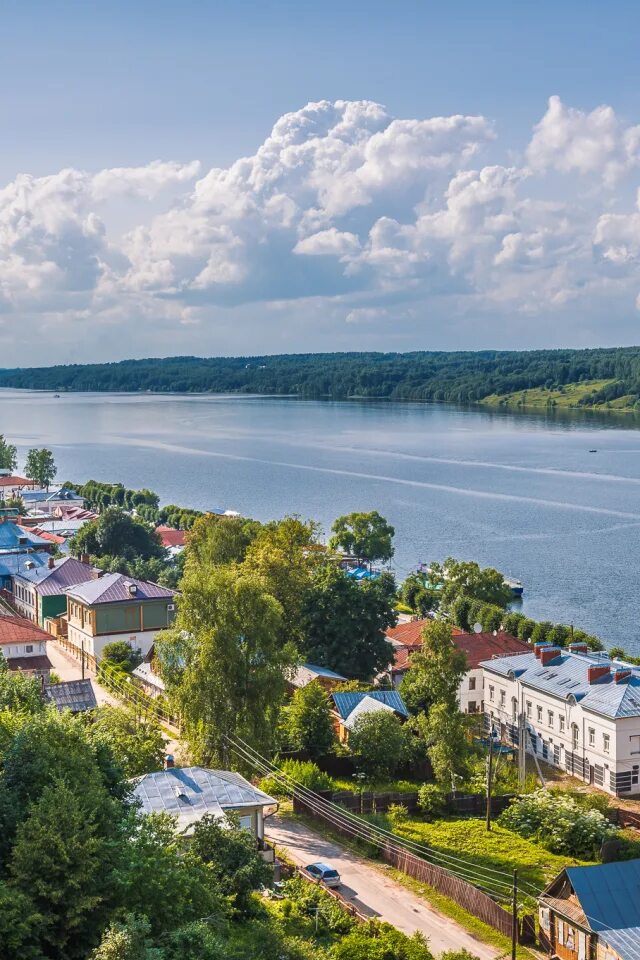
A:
[504,576,524,597]
[54,394,60,398]
[589,449,597,453]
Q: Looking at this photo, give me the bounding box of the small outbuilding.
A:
[44,678,98,714]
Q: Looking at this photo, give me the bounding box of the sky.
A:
[3,0,640,366]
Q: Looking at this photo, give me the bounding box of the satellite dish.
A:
[473,622,483,634]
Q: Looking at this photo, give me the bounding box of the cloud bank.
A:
[2,96,640,363]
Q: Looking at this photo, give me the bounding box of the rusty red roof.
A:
[0,616,51,646]
[156,525,186,548]
[0,475,32,487]
[454,631,530,669]
[386,618,463,647]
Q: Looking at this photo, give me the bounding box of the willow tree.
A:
[155,565,296,768]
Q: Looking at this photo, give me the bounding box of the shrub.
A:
[101,640,142,672]
[417,784,447,820]
[259,759,334,798]
[387,803,409,827]
[440,951,481,960]
[349,712,411,781]
[499,789,617,859]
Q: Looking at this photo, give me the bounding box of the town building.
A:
[290,662,347,691]
[64,572,177,667]
[385,618,528,714]
[44,678,98,713]
[330,690,408,743]
[12,555,97,625]
[155,525,186,556]
[480,642,640,797]
[20,487,85,516]
[132,646,166,698]
[0,513,52,590]
[0,474,38,499]
[131,766,277,841]
[539,860,640,960]
[0,615,52,678]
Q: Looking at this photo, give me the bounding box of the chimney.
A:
[588,665,611,684]
[48,556,55,570]
[164,754,175,769]
[569,642,589,654]
[614,668,632,684]
[80,553,91,565]
[540,646,562,666]
[534,641,550,659]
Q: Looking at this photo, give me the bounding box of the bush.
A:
[101,640,142,672]
[417,784,447,820]
[499,789,618,859]
[387,803,409,828]
[259,759,334,798]
[349,712,411,782]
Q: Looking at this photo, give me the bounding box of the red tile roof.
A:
[0,475,32,487]
[31,529,67,545]
[453,631,530,669]
[156,525,186,548]
[386,618,463,647]
[0,616,51,646]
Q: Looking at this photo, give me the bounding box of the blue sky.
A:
[2,0,640,364]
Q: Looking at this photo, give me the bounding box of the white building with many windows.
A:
[480,641,640,797]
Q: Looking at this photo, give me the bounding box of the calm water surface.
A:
[2,388,639,652]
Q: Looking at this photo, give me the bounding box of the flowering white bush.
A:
[499,789,617,859]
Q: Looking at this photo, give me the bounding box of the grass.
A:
[331,777,422,794]
[480,378,639,413]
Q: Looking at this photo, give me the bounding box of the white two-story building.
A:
[480,641,640,797]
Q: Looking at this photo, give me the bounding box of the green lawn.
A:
[480,379,638,412]
[331,778,422,794]
[391,816,592,894]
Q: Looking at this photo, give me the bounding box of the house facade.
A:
[539,860,640,960]
[481,642,640,797]
[64,572,177,666]
[0,615,52,678]
[12,556,97,625]
[21,488,85,516]
[0,515,52,590]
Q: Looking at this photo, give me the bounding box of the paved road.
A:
[266,816,502,959]
[47,640,119,707]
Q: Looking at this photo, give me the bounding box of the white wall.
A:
[67,624,160,661]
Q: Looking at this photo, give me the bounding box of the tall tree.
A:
[0,435,17,472]
[155,565,296,767]
[89,705,166,778]
[430,557,512,609]
[282,681,336,759]
[24,448,56,490]
[71,507,165,563]
[329,511,395,566]
[301,565,396,681]
[349,711,411,782]
[400,621,467,716]
[412,703,471,789]
[186,514,260,568]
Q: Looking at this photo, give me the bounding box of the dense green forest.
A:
[3,347,640,406]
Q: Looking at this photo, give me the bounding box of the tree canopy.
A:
[71,508,166,564]
[25,448,56,489]
[329,511,395,565]
[0,435,17,472]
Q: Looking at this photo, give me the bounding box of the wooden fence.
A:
[330,789,514,817]
[614,808,640,831]
[294,792,535,944]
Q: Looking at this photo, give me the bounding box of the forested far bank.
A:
[4,346,640,407]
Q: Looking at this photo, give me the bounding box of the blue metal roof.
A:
[0,551,49,579]
[21,489,83,503]
[566,860,640,933]
[331,690,408,720]
[600,926,640,960]
[0,521,50,550]
[481,650,640,719]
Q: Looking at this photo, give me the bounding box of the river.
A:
[2,388,639,652]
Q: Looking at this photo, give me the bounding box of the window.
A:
[557,920,565,945]
[572,724,579,749]
[630,735,640,755]
[537,705,543,722]
[25,645,33,653]
[489,685,495,702]
[589,727,595,747]
[559,716,565,733]
[526,701,532,718]
[500,689,506,707]
[548,711,554,728]
[603,733,610,754]
[468,677,476,691]
[468,701,477,713]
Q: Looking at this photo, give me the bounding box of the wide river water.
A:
[1,388,639,653]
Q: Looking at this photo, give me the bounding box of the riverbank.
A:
[480,379,640,415]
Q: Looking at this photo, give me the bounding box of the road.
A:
[266,816,502,959]
[46,640,119,706]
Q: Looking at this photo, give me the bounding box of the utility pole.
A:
[486,725,494,832]
[511,869,518,960]
[518,710,527,787]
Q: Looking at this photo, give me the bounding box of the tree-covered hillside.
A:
[3,347,640,406]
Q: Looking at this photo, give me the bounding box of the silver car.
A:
[305,861,341,888]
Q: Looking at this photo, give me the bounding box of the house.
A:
[0,515,52,590]
[330,690,409,743]
[132,647,166,697]
[44,678,98,713]
[290,662,347,691]
[130,766,277,839]
[156,526,186,556]
[12,555,97,626]
[0,474,38,499]
[21,488,85,516]
[480,642,640,796]
[64,573,177,667]
[0,615,52,678]
[385,618,528,715]
[539,860,640,960]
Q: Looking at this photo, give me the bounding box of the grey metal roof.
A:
[132,660,165,691]
[481,650,640,719]
[292,663,347,687]
[21,489,84,503]
[565,860,640,933]
[331,690,408,720]
[600,927,640,960]
[14,557,96,595]
[44,679,98,713]
[65,572,176,605]
[130,767,276,831]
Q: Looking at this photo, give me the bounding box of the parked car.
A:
[305,862,341,888]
